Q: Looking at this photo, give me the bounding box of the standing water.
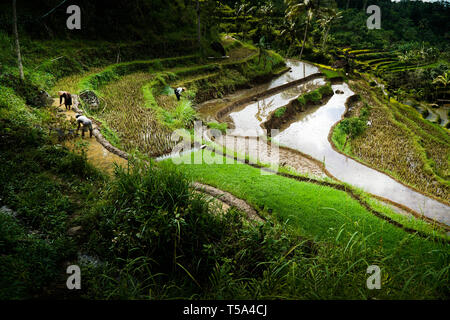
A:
[214,60,449,226]
[272,83,450,226]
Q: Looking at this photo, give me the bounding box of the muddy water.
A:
[272,83,450,226]
[266,60,320,88]
[64,135,127,174]
[404,100,448,128]
[213,135,325,177]
[52,100,127,174]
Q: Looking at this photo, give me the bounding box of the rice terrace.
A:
[0,0,449,307]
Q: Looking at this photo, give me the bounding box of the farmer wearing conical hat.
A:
[58,91,73,110]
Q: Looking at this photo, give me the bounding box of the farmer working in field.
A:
[76,114,93,138]
[58,91,73,110]
[174,87,186,101]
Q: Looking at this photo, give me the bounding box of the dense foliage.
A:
[0,0,449,301]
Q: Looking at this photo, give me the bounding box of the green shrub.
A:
[274,107,287,118]
[337,117,367,150]
[298,84,332,105]
[0,211,75,299]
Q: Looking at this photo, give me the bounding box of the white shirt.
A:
[175,87,183,94]
[77,116,92,126]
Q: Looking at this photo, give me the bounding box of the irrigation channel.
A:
[198,60,450,227]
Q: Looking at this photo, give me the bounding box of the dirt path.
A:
[52,99,127,173]
[52,98,263,221]
[193,183,264,222]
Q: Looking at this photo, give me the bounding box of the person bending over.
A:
[76,114,93,138]
[59,91,73,110]
[174,87,186,101]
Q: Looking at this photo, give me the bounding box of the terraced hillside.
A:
[338,48,438,74]
[55,37,286,157]
[332,78,450,204]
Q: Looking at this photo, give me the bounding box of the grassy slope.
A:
[162,150,449,298]
[167,150,448,243]
[0,86,105,299]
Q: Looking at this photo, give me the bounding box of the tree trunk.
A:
[363,0,368,12]
[322,25,330,49]
[196,0,201,54]
[299,18,309,60]
[12,0,24,80]
[346,0,351,10]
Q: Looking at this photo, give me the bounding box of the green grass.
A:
[332,124,353,154]
[207,122,228,133]
[78,55,199,95]
[320,68,342,80]
[166,150,448,245]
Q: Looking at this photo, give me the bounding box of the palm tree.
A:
[256,1,274,42]
[234,1,255,41]
[12,0,24,80]
[285,0,317,60]
[280,20,300,56]
[318,9,342,49]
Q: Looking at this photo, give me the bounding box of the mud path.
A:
[52,98,127,173]
[52,98,263,221]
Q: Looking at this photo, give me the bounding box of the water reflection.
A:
[229,78,326,136]
[273,83,450,225]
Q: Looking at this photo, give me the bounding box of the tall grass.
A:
[77,157,450,299]
[96,72,177,157]
[0,89,104,298]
